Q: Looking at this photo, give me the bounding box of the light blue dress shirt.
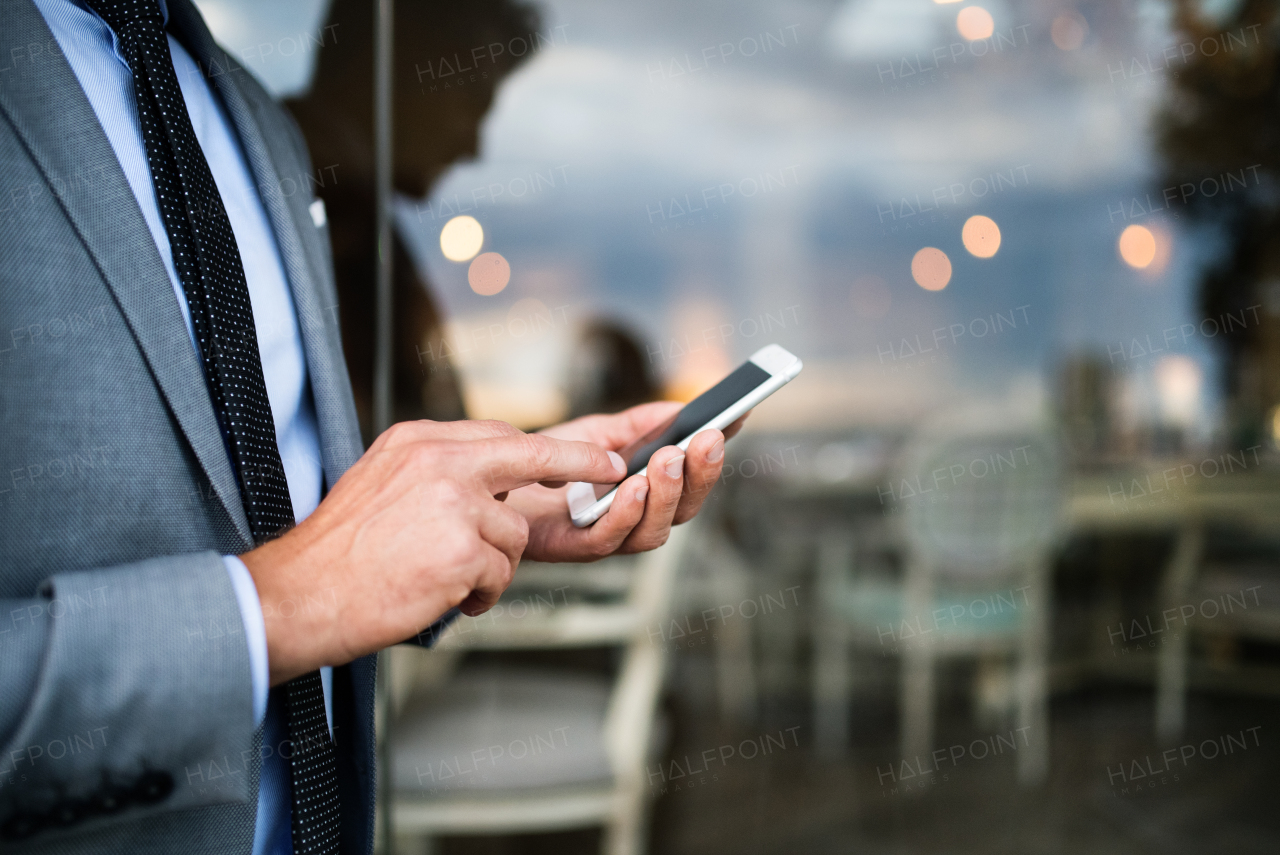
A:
[34,2,326,852]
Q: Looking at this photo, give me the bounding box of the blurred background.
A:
[198,0,1280,851]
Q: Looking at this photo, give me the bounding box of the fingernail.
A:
[664,455,685,479]
[707,439,724,463]
[608,450,626,476]
[634,482,649,503]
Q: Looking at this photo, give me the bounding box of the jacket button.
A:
[49,800,88,827]
[91,784,132,815]
[132,771,174,805]
[0,812,43,841]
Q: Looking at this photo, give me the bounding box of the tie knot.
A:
[82,0,165,41]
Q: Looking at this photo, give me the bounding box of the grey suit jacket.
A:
[0,0,377,851]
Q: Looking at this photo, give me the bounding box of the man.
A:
[286,0,543,435]
[0,1,733,852]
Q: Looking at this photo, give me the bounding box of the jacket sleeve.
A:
[402,608,462,648]
[0,551,256,837]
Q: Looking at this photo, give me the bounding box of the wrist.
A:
[240,530,343,685]
[222,556,270,722]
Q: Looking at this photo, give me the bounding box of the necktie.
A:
[82,2,340,852]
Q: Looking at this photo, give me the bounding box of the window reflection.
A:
[195,0,1280,850]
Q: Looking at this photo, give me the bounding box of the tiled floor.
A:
[650,688,1278,854]
[436,644,1280,855]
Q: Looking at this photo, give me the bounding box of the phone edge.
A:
[568,346,802,527]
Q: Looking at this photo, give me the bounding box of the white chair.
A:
[670,525,760,722]
[1155,514,1280,742]
[813,409,1062,783]
[379,523,694,855]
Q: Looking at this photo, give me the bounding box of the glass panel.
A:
[204,0,1280,850]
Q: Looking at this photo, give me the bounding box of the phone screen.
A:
[589,359,772,499]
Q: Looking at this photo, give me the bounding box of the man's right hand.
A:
[239,420,626,686]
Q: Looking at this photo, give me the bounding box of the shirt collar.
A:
[68,0,170,25]
[63,0,172,67]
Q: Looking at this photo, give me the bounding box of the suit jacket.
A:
[0,0,376,851]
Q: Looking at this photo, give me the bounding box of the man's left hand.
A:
[504,401,747,561]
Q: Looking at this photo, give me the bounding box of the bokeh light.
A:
[506,297,553,338]
[962,215,1002,258]
[440,215,484,262]
[1051,13,1088,50]
[468,251,511,295]
[911,247,952,291]
[1155,355,1202,428]
[956,6,994,41]
[932,0,964,4]
[1118,224,1157,269]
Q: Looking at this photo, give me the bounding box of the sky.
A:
[196,0,1235,434]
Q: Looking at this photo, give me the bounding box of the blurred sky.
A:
[197,0,1233,432]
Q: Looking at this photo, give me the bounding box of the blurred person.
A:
[0,1,737,853]
[286,0,543,439]
[564,321,661,420]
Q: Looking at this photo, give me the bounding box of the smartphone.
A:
[566,343,803,527]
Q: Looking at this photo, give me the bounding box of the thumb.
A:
[477,434,627,494]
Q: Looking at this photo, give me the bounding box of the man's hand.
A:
[505,402,747,563]
[239,420,626,686]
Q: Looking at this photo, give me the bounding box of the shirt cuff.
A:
[223,555,269,726]
[416,608,461,646]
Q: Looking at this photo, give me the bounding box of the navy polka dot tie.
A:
[83,2,340,852]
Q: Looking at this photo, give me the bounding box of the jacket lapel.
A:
[160,14,376,842]
[167,0,364,488]
[0,0,254,547]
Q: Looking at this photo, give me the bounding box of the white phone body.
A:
[566,343,803,527]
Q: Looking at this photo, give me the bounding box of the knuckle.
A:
[638,531,670,552]
[438,530,465,559]
[384,421,411,442]
[452,534,484,568]
[479,419,521,439]
[446,582,472,608]
[435,477,466,507]
[519,433,555,474]
[387,420,432,445]
[407,441,440,472]
[512,514,531,552]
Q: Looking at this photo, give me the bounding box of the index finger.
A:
[474,434,627,494]
[541,401,682,448]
